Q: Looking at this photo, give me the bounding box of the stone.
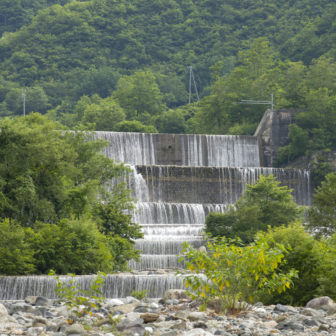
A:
[116,317,144,331]
[277,319,305,331]
[126,296,140,304]
[263,320,277,328]
[306,296,334,309]
[187,312,207,321]
[193,321,207,329]
[163,289,188,301]
[140,312,160,323]
[301,307,324,318]
[122,325,146,336]
[134,305,150,313]
[274,304,288,313]
[65,323,86,335]
[324,303,336,315]
[110,303,137,314]
[182,329,214,336]
[318,324,330,331]
[25,296,37,305]
[9,302,35,315]
[35,296,50,306]
[106,298,124,307]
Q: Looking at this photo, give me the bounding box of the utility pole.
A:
[188,66,200,104]
[236,93,274,110]
[22,89,26,117]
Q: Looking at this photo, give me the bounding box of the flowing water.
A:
[0,131,312,299]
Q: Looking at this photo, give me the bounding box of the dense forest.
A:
[0,0,336,165]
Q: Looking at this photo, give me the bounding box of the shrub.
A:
[205,175,303,243]
[0,218,35,275]
[27,218,113,274]
[180,235,297,313]
[260,223,322,305]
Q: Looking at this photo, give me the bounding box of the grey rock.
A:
[274,304,288,313]
[301,307,324,318]
[193,321,207,329]
[122,325,146,336]
[187,312,207,321]
[134,305,150,313]
[318,324,330,331]
[277,319,305,331]
[303,317,319,326]
[25,296,37,305]
[11,302,36,315]
[106,298,124,307]
[116,317,144,331]
[35,296,50,306]
[163,289,188,301]
[183,329,213,336]
[65,323,85,335]
[25,326,45,336]
[306,296,334,309]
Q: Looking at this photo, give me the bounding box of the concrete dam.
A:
[0,130,311,299]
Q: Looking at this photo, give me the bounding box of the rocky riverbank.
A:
[1,291,336,336]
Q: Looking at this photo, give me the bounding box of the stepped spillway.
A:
[0,131,312,299]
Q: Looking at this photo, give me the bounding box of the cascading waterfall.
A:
[0,131,312,299]
[0,274,184,300]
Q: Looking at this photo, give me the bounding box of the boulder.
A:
[140,312,160,323]
[163,289,188,302]
[306,296,334,309]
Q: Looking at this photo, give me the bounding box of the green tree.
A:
[0,218,35,275]
[308,173,336,236]
[0,113,127,225]
[82,96,126,131]
[206,175,303,243]
[116,120,158,133]
[26,218,113,275]
[113,70,166,120]
[261,224,322,305]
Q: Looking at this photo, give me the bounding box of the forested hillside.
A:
[0,0,336,169]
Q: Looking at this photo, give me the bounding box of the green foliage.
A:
[155,109,186,134]
[180,235,297,313]
[277,124,309,164]
[116,120,158,133]
[308,173,336,237]
[131,290,148,300]
[0,218,35,275]
[0,113,141,275]
[206,175,303,243]
[27,218,114,275]
[81,96,125,131]
[0,113,126,225]
[0,0,335,136]
[113,71,166,121]
[50,270,106,324]
[315,234,336,300]
[260,224,322,306]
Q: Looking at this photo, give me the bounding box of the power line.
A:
[188,66,200,104]
[236,93,274,110]
[21,89,26,117]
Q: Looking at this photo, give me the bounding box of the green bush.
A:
[316,234,336,300]
[27,218,114,274]
[0,218,35,275]
[205,175,303,243]
[261,224,322,305]
[308,173,336,237]
[180,235,297,313]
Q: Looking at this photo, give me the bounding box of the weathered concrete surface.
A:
[254,109,303,167]
[135,165,311,205]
